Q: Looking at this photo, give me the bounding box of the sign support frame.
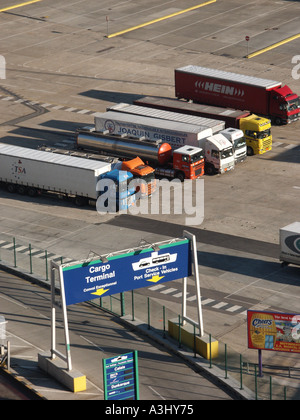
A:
[182,231,204,337]
[51,261,72,371]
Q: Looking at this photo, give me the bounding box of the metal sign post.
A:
[183,231,204,337]
[50,261,72,371]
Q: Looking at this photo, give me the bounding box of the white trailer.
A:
[107,102,225,134]
[94,111,212,149]
[280,222,300,266]
[0,144,113,206]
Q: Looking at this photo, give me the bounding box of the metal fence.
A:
[1,236,299,400]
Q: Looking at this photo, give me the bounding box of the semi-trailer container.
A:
[175,65,300,124]
[76,131,204,180]
[107,102,225,134]
[134,96,271,155]
[94,111,212,149]
[0,144,136,210]
[280,222,300,267]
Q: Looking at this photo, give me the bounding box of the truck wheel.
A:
[28,187,38,197]
[247,146,254,156]
[17,185,26,195]
[176,172,185,182]
[274,117,282,125]
[75,196,88,207]
[205,163,215,175]
[7,184,16,193]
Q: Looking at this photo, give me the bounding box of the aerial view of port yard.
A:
[0,0,299,403]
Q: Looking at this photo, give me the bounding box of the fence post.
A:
[163,306,166,338]
[255,365,258,400]
[240,354,243,390]
[29,244,33,274]
[13,237,17,267]
[147,297,150,329]
[45,250,48,281]
[131,290,135,321]
[224,343,228,379]
[120,293,125,316]
[269,376,272,400]
[178,315,181,348]
[209,333,212,368]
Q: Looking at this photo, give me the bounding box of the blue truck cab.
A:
[98,169,136,212]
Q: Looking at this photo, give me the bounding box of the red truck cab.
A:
[172,146,204,180]
[270,85,300,125]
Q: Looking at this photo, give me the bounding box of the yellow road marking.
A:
[107,0,217,39]
[0,0,42,13]
[246,33,300,59]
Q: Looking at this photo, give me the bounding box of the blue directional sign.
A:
[62,239,191,306]
[103,351,139,400]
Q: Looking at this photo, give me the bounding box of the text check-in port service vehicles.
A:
[0,144,136,210]
[77,127,204,181]
[134,96,269,157]
[109,102,245,165]
[175,65,300,125]
[92,111,234,175]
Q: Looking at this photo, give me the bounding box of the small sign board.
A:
[103,351,139,400]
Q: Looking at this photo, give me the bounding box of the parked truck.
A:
[110,101,245,164]
[115,157,156,197]
[76,130,204,181]
[280,222,300,267]
[134,96,272,156]
[0,144,136,210]
[93,111,234,174]
[175,65,300,125]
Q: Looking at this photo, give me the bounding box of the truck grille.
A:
[195,166,203,176]
[263,138,272,150]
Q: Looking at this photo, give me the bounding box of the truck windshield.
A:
[286,98,300,112]
[234,137,246,149]
[141,172,155,183]
[190,152,204,163]
[221,148,233,159]
[256,129,271,139]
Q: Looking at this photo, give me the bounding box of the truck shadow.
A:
[197,250,299,286]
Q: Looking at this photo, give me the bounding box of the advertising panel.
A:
[62,239,191,306]
[247,310,300,353]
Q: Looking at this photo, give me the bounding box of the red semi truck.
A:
[175,66,300,125]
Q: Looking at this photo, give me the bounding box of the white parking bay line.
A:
[212,301,228,309]
[201,298,214,305]
[149,284,165,291]
[226,305,242,312]
[161,288,177,294]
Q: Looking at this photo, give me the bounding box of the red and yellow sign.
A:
[247,310,300,353]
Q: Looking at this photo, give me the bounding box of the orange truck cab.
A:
[121,157,156,197]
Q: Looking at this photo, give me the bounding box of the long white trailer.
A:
[107,102,225,134]
[0,144,114,206]
[94,111,212,149]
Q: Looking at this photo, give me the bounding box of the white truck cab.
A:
[199,133,235,175]
[220,128,247,163]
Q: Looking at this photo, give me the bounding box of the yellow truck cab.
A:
[239,114,272,155]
